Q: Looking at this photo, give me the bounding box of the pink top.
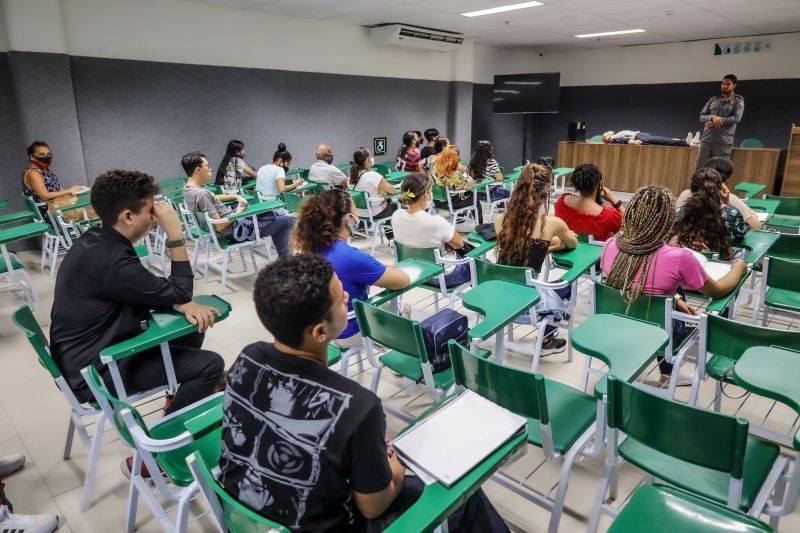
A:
[601,238,708,295]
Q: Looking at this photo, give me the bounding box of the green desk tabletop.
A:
[367,259,444,307]
[552,167,575,177]
[571,314,668,399]
[0,210,38,226]
[0,221,50,244]
[550,242,602,283]
[59,196,92,211]
[744,198,780,216]
[732,230,780,265]
[99,295,232,362]
[465,231,496,259]
[384,416,526,533]
[385,171,409,184]
[704,270,751,315]
[734,182,767,200]
[228,200,286,221]
[291,181,320,194]
[240,180,256,191]
[462,280,540,341]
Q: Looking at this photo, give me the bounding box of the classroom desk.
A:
[0,221,50,311]
[227,199,286,221]
[744,197,781,217]
[549,242,602,283]
[0,210,37,225]
[99,295,231,399]
[366,259,444,307]
[733,230,780,265]
[385,171,409,184]
[557,142,781,194]
[735,182,767,200]
[465,231,496,259]
[384,421,527,533]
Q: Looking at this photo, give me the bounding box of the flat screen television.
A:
[492,73,560,114]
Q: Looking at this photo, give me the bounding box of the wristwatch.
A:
[165,238,186,248]
[612,199,623,208]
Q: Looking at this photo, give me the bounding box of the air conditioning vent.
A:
[370,24,464,52]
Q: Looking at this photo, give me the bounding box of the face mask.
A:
[346,213,358,235]
[368,157,375,166]
[324,154,334,165]
[34,155,52,168]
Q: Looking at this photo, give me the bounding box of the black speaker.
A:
[567,121,587,142]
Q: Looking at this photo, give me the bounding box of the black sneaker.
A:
[540,337,567,356]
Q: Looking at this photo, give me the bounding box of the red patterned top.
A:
[554,194,622,241]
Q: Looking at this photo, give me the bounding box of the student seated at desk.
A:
[214,139,257,194]
[220,254,510,532]
[433,145,479,221]
[554,163,623,241]
[395,131,422,172]
[50,170,225,473]
[419,127,439,160]
[392,172,471,287]
[676,156,761,229]
[256,143,305,199]
[600,185,747,385]
[467,140,510,202]
[495,163,578,355]
[602,130,698,146]
[348,146,397,220]
[183,151,293,257]
[293,189,410,349]
[422,136,463,177]
[22,140,91,223]
[671,168,749,260]
[308,143,348,189]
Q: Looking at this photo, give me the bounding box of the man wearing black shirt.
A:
[221,254,509,532]
[50,170,224,417]
[419,128,439,160]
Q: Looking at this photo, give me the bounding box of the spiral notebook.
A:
[392,390,527,487]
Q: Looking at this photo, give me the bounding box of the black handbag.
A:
[419,308,469,372]
[475,223,497,241]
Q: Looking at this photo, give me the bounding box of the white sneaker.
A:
[693,131,701,143]
[0,454,25,477]
[685,132,694,145]
[659,371,693,387]
[0,505,58,533]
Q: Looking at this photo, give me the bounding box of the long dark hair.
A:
[293,189,352,254]
[349,147,371,186]
[496,164,551,266]
[215,140,245,185]
[672,168,732,259]
[468,140,493,180]
[396,131,417,159]
[273,143,291,163]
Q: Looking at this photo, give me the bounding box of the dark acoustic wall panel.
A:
[68,56,455,182]
[0,53,26,211]
[473,79,800,171]
[471,83,526,170]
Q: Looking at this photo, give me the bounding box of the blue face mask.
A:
[324,154,334,165]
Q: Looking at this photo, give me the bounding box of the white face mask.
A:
[346,213,359,234]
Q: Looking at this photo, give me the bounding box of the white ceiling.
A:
[195,0,800,51]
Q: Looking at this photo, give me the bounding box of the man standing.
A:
[696,74,744,169]
[308,144,348,188]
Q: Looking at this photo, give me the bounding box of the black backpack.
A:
[419,308,469,372]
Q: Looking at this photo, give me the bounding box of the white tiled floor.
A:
[1,222,799,532]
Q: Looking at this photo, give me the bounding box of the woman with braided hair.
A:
[554,163,624,241]
[495,163,578,355]
[601,185,747,383]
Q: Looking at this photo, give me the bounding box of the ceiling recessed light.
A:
[575,29,646,38]
[461,1,543,18]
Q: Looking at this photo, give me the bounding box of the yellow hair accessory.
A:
[402,191,416,199]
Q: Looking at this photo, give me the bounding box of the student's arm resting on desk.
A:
[378,178,396,195]
[375,266,411,290]
[277,177,304,193]
[350,404,404,519]
[698,259,748,299]
[24,169,82,201]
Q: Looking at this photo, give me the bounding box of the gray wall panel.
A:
[0,52,25,210]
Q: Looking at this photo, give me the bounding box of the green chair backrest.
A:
[740,138,764,149]
[281,191,310,214]
[576,233,590,244]
[189,452,291,533]
[284,168,306,181]
[346,189,370,211]
[159,177,186,192]
[606,376,749,479]
[205,184,222,195]
[23,195,46,223]
[765,195,800,217]
[393,241,436,263]
[765,257,800,292]
[473,258,530,285]
[765,233,800,261]
[352,300,430,363]
[593,282,669,328]
[12,305,62,379]
[448,341,550,423]
[193,211,212,234]
[431,183,449,204]
[706,313,800,363]
[83,365,146,448]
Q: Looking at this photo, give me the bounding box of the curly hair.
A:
[570,163,603,195]
[673,169,732,259]
[605,185,675,307]
[496,164,551,266]
[434,145,460,177]
[292,188,352,254]
[91,169,159,226]
[468,141,493,181]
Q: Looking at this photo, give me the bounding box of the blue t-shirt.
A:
[320,240,386,339]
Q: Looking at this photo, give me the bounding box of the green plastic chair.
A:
[392,241,470,311]
[587,376,787,533]
[448,342,596,533]
[431,183,479,227]
[197,211,259,293]
[280,190,311,215]
[590,282,699,398]
[470,258,571,370]
[186,452,290,533]
[352,299,473,422]
[698,313,800,414]
[764,194,800,233]
[347,190,393,254]
[609,483,774,532]
[82,365,224,533]
[23,194,65,276]
[12,305,110,511]
[740,138,765,148]
[758,257,800,326]
[159,176,187,193]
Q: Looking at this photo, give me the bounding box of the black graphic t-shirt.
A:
[220,342,393,531]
